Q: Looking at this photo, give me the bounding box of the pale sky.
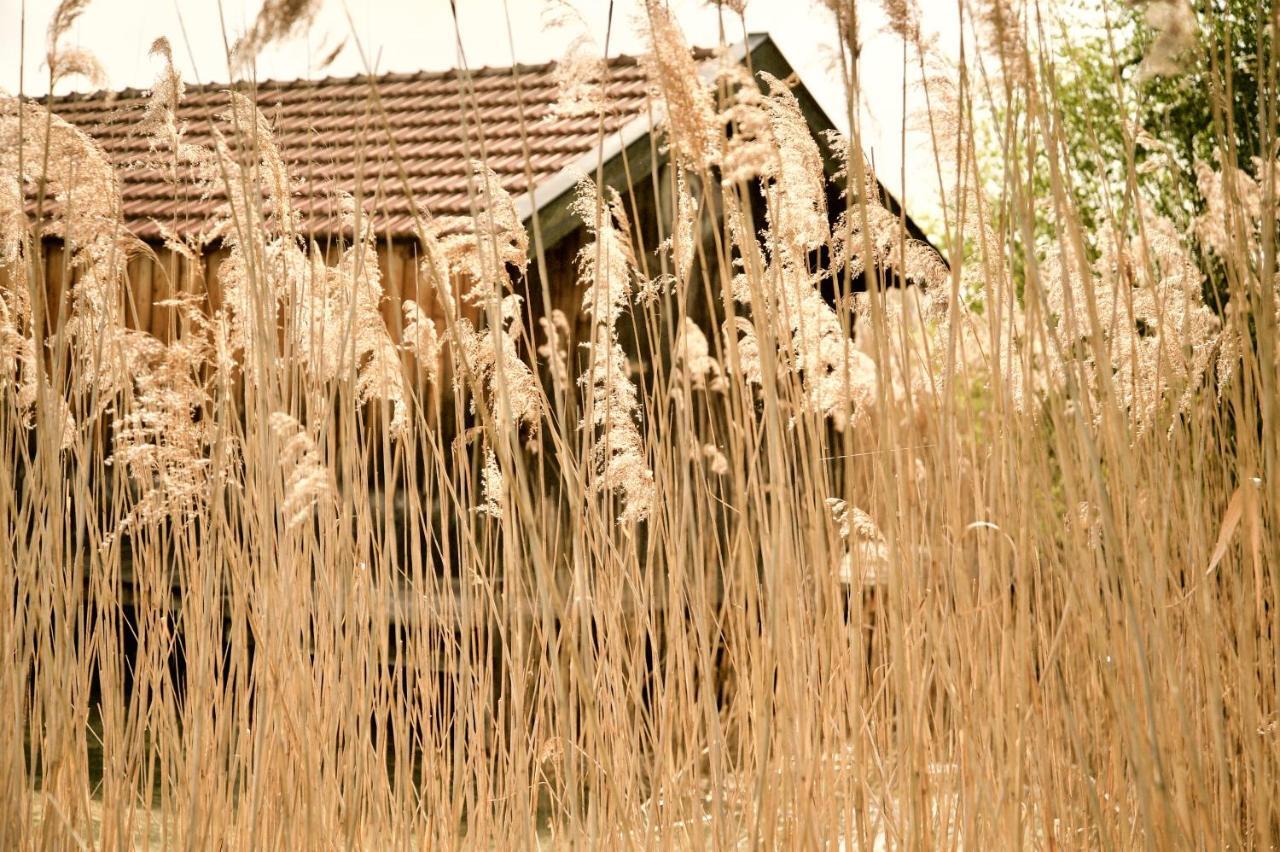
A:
[0,0,964,223]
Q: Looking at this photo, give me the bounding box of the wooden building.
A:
[17,33,930,350]
[2,33,941,657]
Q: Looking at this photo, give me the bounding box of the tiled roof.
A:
[45,56,660,240]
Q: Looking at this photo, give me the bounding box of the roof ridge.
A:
[40,52,652,105]
[35,35,758,104]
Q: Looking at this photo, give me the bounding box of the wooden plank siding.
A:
[1,238,451,348]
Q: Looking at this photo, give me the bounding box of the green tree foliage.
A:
[1136,0,1272,208]
[1055,0,1272,222]
[1004,0,1274,304]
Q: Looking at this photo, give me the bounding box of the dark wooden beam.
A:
[524,127,670,256]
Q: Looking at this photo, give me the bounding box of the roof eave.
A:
[516,31,936,257]
[515,33,769,250]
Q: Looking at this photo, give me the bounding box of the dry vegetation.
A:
[1,0,1278,848]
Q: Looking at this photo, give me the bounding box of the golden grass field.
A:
[2,0,1277,847]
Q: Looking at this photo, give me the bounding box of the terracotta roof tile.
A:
[43,55,659,240]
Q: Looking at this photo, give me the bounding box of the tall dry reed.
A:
[1,0,1276,848]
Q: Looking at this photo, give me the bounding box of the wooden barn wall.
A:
[4,166,717,377]
[0,237,458,346]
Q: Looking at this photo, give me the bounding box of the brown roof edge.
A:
[741,33,939,255]
[516,34,768,252]
[517,32,937,259]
